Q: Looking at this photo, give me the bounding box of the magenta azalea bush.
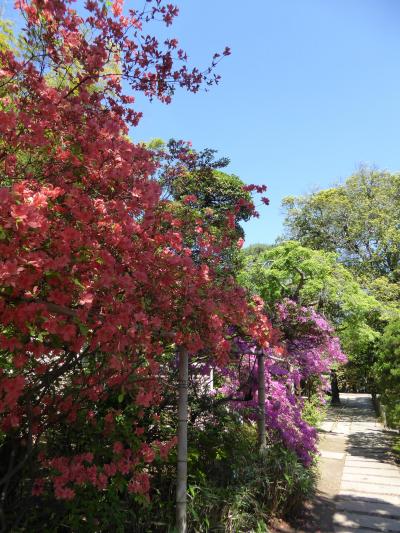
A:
[214,300,346,465]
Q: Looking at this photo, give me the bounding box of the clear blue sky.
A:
[5,0,400,244]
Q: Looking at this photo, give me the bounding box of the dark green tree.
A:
[149,139,255,274]
[374,319,400,428]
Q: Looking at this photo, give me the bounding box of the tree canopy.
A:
[282,167,400,303]
[238,241,390,389]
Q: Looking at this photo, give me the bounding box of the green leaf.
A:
[72,277,85,289]
[118,392,125,403]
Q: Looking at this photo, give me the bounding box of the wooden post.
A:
[176,347,189,533]
[257,350,267,453]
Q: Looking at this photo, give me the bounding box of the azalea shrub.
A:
[0,0,274,529]
[214,300,346,465]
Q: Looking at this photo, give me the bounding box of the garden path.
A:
[273,393,400,532]
[317,393,400,532]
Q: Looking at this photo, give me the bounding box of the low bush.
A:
[144,411,316,532]
[14,397,319,532]
[302,394,328,428]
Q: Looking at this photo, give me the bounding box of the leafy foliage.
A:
[280,171,400,402]
[282,166,400,301]
[101,412,316,533]
[374,319,400,428]
[239,241,383,346]
[151,139,259,272]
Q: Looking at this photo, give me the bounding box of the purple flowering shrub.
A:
[214,299,347,465]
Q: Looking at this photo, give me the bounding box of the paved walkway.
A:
[317,393,400,532]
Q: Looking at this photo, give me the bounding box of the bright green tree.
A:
[0,20,14,52]
[239,241,389,391]
[282,167,400,304]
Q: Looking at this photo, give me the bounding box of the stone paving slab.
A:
[333,511,400,532]
[343,466,400,476]
[347,451,390,456]
[338,490,400,506]
[344,462,395,470]
[340,480,400,495]
[347,451,389,458]
[335,497,400,518]
[342,473,400,485]
[344,458,395,466]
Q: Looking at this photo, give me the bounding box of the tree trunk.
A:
[257,351,267,453]
[176,348,189,533]
[288,363,295,394]
[330,370,340,405]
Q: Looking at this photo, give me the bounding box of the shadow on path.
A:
[275,493,400,533]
